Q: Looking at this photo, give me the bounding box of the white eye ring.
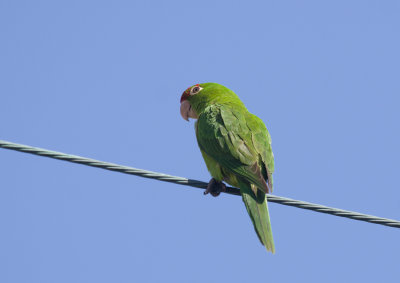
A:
[190,85,203,95]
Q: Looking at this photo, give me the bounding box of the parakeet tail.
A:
[241,182,275,253]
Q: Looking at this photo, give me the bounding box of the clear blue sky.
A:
[1,1,399,282]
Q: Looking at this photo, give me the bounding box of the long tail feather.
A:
[241,182,275,253]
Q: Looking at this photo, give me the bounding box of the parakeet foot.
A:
[204,178,226,197]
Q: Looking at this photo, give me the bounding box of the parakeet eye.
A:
[190,85,202,95]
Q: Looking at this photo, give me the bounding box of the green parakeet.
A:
[180,83,275,253]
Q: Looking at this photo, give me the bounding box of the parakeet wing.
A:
[246,113,275,191]
[196,105,271,193]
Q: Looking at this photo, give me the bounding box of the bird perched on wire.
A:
[180,83,275,253]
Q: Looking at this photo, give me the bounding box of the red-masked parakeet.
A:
[180,83,275,253]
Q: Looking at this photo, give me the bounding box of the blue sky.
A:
[1,0,399,282]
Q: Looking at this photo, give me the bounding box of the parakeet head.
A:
[180,82,244,121]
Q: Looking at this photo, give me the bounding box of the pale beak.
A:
[180,100,198,121]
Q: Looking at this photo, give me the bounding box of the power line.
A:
[1,139,399,229]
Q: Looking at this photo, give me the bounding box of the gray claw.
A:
[204,178,226,197]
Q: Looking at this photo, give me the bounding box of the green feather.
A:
[240,181,275,253]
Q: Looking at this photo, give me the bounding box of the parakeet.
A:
[180,83,275,253]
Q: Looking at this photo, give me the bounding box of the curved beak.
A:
[180,100,198,121]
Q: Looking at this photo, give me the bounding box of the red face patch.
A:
[180,84,199,103]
